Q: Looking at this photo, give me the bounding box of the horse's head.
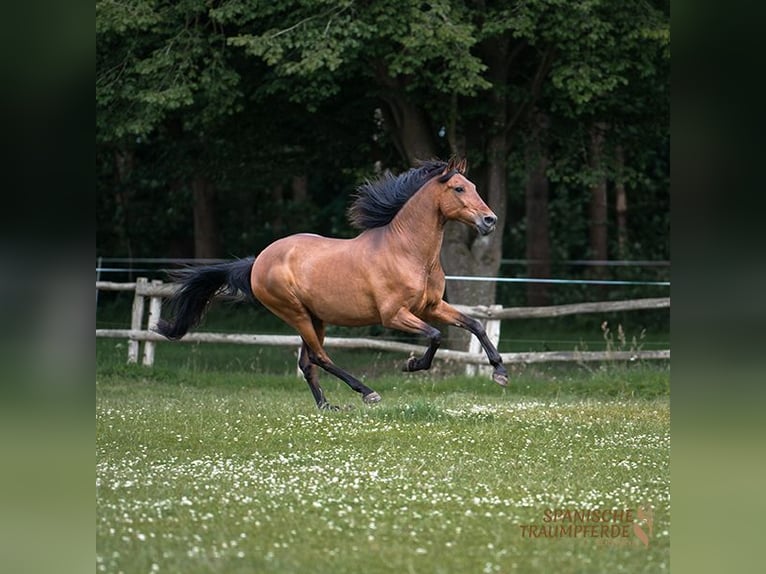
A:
[434,158,497,235]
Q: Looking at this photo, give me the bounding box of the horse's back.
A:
[251,233,381,326]
[254,233,351,269]
[252,233,344,285]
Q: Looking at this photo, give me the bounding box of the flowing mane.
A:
[348,160,455,230]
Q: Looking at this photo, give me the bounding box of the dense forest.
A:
[96,0,669,309]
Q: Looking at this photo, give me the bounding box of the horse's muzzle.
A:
[476,214,497,236]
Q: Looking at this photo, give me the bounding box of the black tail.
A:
[155,257,255,340]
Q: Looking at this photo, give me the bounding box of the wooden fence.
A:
[96,278,670,372]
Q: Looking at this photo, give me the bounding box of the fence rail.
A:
[96,279,670,370]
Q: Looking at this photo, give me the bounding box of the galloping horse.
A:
[157,158,508,409]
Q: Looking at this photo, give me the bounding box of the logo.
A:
[520,506,654,548]
[632,506,654,548]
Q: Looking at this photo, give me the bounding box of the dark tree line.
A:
[97,0,669,315]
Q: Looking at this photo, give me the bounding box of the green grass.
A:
[97,351,669,573]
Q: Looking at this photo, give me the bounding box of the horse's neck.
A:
[386,185,444,267]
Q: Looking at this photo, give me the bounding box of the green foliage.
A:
[97,0,242,142]
[97,0,669,272]
[537,0,670,117]
[223,0,491,103]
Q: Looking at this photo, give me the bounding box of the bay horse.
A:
[157,158,508,409]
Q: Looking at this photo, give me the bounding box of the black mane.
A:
[348,160,452,230]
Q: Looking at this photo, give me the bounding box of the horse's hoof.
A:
[319,403,341,411]
[363,391,382,404]
[493,371,509,387]
[402,357,417,372]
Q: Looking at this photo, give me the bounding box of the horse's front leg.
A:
[383,309,442,373]
[423,301,508,386]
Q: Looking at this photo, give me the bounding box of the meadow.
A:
[96,335,669,574]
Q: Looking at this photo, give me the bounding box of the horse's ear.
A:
[446,156,468,174]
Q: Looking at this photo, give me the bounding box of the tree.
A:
[524,110,552,306]
[97,0,245,257]
[539,0,670,274]
[222,0,560,346]
[97,0,670,332]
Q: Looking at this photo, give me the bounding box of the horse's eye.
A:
[454,186,464,193]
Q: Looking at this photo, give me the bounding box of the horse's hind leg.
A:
[297,315,382,405]
[307,347,382,405]
[298,341,332,410]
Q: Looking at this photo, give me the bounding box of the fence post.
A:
[142,279,163,367]
[465,304,502,377]
[128,277,147,364]
[296,346,303,379]
[96,256,102,306]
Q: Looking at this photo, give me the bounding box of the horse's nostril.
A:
[483,214,497,226]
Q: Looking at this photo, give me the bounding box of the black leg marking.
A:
[461,315,508,386]
[309,351,381,404]
[299,343,336,408]
[403,325,442,372]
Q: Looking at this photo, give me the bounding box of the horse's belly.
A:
[298,274,381,327]
[314,305,380,327]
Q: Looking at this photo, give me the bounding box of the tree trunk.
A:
[113,149,134,260]
[615,144,628,259]
[441,134,506,348]
[379,91,505,349]
[379,93,437,165]
[271,183,285,236]
[442,38,509,349]
[588,123,609,277]
[191,176,221,258]
[524,113,551,306]
[291,174,308,203]
[377,39,511,350]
